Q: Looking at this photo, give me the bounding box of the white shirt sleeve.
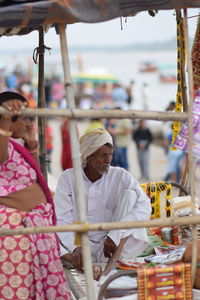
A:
[54,171,77,256]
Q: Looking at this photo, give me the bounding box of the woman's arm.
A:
[0,117,12,163]
[0,100,26,164]
[22,119,39,163]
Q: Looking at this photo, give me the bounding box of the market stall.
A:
[0,1,200,300]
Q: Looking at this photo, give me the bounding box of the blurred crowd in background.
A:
[0,63,186,184]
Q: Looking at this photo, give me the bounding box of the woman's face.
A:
[10,116,28,138]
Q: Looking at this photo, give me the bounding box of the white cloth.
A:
[54,166,151,262]
[80,129,113,165]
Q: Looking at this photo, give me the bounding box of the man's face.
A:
[87,145,113,175]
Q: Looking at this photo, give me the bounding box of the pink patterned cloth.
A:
[9,138,56,225]
[0,203,72,300]
[0,142,37,196]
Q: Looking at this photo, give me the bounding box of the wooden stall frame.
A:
[0,5,199,299]
[183,8,197,285]
[58,23,95,299]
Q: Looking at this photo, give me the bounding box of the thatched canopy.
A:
[0,0,200,36]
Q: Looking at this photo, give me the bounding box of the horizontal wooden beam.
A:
[0,215,199,237]
[0,107,187,121]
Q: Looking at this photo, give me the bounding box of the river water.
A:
[2,49,178,112]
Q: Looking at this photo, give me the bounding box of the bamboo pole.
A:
[37,28,47,180]
[58,24,95,300]
[177,9,188,195]
[0,215,200,237]
[183,9,197,286]
[0,107,188,121]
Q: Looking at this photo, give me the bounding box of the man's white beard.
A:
[99,165,109,175]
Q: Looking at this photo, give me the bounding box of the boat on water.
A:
[158,64,177,84]
[139,61,158,73]
[159,73,177,83]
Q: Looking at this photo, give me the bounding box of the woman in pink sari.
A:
[0,92,72,300]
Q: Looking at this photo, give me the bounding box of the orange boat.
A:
[139,62,157,73]
[159,64,177,83]
[159,73,177,83]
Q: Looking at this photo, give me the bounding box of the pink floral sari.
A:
[0,203,72,300]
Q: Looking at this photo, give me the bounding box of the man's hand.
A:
[103,236,117,258]
[61,253,74,266]
[61,247,83,271]
[72,246,83,271]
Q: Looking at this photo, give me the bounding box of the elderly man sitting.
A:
[54,128,151,272]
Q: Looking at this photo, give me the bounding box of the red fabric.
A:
[46,125,52,152]
[61,125,72,171]
[192,16,200,94]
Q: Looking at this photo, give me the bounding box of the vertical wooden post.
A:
[183,9,197,286]
[58,24,96,300]
[38,27,47,180]
[176,9,188,195]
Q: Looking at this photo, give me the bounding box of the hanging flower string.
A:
[172,11,185,149]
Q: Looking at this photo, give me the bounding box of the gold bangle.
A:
[28,149,38,154]
[0,128,12,137]
[27,143,39,154]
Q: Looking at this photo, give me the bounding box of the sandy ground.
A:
[48,118,200,200]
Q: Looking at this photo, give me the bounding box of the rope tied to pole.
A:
[32,45,52,64]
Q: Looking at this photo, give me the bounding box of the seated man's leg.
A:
[107,189,149,260]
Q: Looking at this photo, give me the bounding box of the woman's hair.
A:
[0,91,28,122]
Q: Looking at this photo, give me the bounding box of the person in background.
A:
[141,82,149,110]
[164,128,185,183]
[126,80,135,107]
[51,76,64,108]
[105,118,118,166]
[85,118,105,133]
[163,101,176,154]
[46,120,53,173]
[6,72,17,90]
[133,119,153,181]
[54,129,151,274]
[108,108,132,170]
[112,83,128,109]
[18,82,37,108]
[162,101,184,182]
[45,77,52,108]
[61,117,73,171]
[0,91,72,299]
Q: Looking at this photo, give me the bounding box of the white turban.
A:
[80,128,113,164]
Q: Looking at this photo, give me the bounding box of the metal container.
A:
[161,227,173,244]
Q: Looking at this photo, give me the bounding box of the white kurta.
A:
[54,166,151,262]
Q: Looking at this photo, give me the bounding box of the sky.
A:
[0,9,199,52]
